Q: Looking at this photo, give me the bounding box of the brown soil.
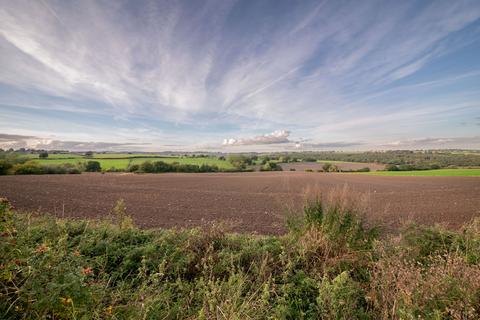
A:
[1,172,479,234]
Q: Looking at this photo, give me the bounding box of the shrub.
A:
[39,151,49,158]
[385,164,399,171]
[260,161,282,171]
[322,163,340,172]
[0,159,13,175]
[140,161,155,173]
[127,163,140,172]
[12,161,44,174]
[317,271,369,319]
[85,161,101,172]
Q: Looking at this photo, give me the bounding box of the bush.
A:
[12,161,44,174]
[127,164,140,172]
[39,151,49,158]
[317,271,368,319]
[85,161,101,172]
[260,161,282,171]
[0,159,13,175]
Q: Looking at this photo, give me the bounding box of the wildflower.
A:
[106,305,113,315]
[73,250,81,257]
[34,244,48,253]
[60,297,73,305]
[14,258,21,265]
[82,267,93,276]
[0,231,8,237]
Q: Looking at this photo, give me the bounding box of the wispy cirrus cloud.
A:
[0,0,479,150]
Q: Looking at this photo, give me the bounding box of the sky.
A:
[0,0,479,152]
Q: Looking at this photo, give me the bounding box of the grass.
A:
[316,159,354,164]
[35,157,234,170]
[91,153,173,159]
[21,154,83,159]
[1,190,480,319]
[363,168,480,177]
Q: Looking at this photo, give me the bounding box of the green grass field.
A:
[364,168,480,177]
[316,159,352,163]
[90,153,173,159]
[22,153,83,159]
[34,156,234,170]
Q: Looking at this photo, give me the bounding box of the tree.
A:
[322,163,332,172]
[39,152,49,159]
[85,151,94,158]
[227,155,248,169]
[85,161,101,172]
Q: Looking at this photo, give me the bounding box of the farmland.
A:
[1,172,478,234]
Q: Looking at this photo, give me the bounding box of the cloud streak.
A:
[0,0,479,150]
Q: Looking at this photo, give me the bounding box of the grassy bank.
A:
[1,196,479,319]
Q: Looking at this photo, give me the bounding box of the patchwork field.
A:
[1,172,478,234]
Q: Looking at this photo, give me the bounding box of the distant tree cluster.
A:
[260,161,283,171]
[268,150,480,169]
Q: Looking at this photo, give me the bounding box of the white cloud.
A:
[223,130,291,146]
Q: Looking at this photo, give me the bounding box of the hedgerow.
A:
[1,195,479,319]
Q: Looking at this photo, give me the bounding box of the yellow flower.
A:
[106,305,113,315]
[60,297,73,305]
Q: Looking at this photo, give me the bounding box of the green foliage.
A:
[385,163,441,171]
[279,150,480,168]
[0,159,13,175]
[227,155,250,169]
[85,161,101,172]
[135,160,220,173]
[322,163,340,172]
[12,161,45,174]
[260,161,283,171]
[39,151,49,158]
[1,197,479,319]
[317,272,369,319]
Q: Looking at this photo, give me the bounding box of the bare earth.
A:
[1,172,479,234]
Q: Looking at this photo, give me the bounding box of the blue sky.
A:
[0,0,479,151]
